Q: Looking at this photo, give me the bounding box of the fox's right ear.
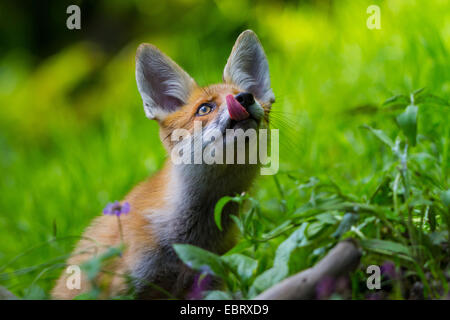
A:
[135,44,197,120]
[223,30,275,105]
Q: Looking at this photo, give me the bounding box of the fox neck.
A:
[154,160,258,253]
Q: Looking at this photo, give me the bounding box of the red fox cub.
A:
[52,30,275,299]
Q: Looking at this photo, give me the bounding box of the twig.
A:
[254,239,361,300]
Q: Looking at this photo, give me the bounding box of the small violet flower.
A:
[366,292,384,300]
[380,261,397,280]
[188,271,212,300]
[316,276,336,299]
[103,201,130,217]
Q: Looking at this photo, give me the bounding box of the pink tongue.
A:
[226,94,249,121]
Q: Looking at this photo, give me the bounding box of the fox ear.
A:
[136,44,197,120]
[223,30,275,104]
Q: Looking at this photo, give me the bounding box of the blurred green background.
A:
[0,0,449,297]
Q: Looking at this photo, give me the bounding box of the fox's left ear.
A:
[136,44,197,120]
[223,30,275,104]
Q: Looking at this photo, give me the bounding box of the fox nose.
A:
[235,92,255,109]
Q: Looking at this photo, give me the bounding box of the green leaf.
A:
[383,94,409,106]
[214,196,233,231]
[316,212,338,225]
[273,223,308,267]
[248,264,288,298]
[360,239,412,260]
[230,214,244,234]
[248,224,309,297]
[260,219,292,239]
[173,244,227,278]
[306,221,327,238]
[332,212,359,238]
[428,231,449,246]
[362,125,395,149]
[23,284,46,300]
[224,239,252,255]
[81,246,123,281]
[415,93,449,107]
[396,104,418,146]
[441,189,450,208]
[222,254,258,285]
[412,87,426,97]
[204,290,233,300]
[74,288,101,300]
[288,247,312,273]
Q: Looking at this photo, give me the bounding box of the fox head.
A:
[135,30,275,166]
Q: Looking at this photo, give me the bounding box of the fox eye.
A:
[196,103,214,116]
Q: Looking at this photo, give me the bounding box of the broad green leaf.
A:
[248,264,288,297]
[396,104,418,146]
[288,247,312,274]
[23,284,46,300]
[173,244,227,278]
[204,290,233,300]
[360,239,412,259]
[273,223,308,267]
[362,125,395,149]
[222,254,258,285]
[248,224,309,297]
[74,288,101,300]
[306,220,330,238]
[316,212,338,224]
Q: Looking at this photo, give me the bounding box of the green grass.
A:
[0,0,449,299]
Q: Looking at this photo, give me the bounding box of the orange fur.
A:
[53,30,274,299]
[52,165,169,299]
[52,85,244,299]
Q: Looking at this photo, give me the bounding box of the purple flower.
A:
[335,276,350,293]
[366,292,384,300]
[316,276,336,299]
[381,261,397,280]
[103,201,130,216]
[188,272,212,300]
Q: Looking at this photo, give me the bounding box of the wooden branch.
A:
[254,239,361,300]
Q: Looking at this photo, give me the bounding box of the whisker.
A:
[268,117,305,160]
[269,113,303,129]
